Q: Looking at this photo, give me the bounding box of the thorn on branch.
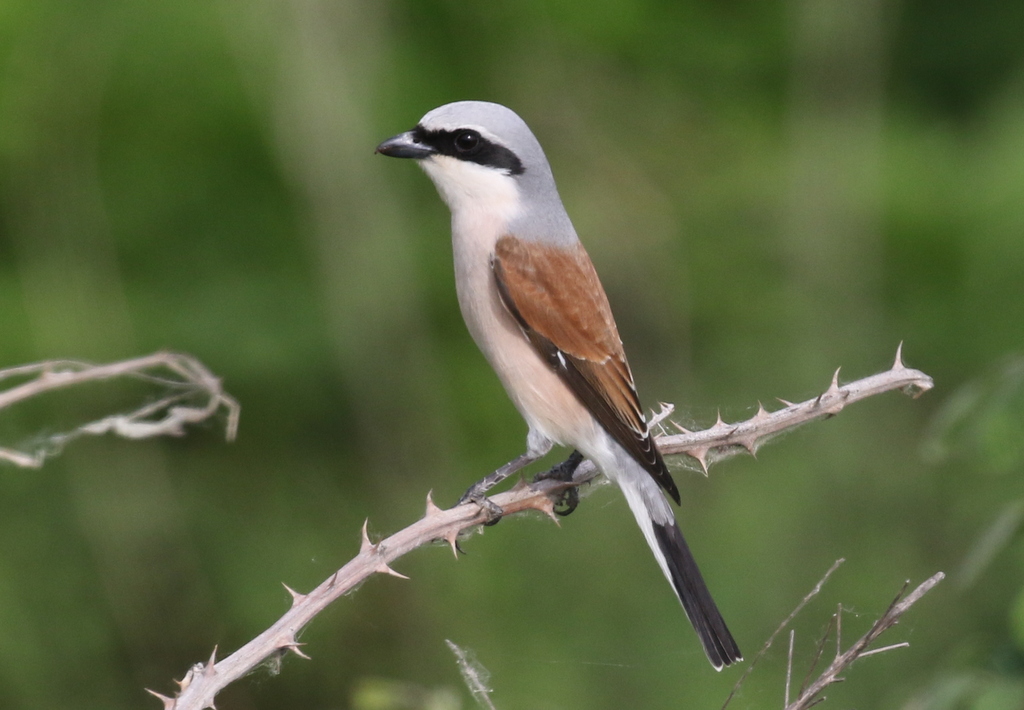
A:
[375,561,410,580]
[737,434,758,456]
[146,689,176,710]
[204,646,218,676]
[359,520,375,555]
[444,529,461,558]
[282,583,306,607]
[671,420,693,434]
[510,477,530,493]
[279,638,311,660]
[690,448,710,476]
[425,491,444,518]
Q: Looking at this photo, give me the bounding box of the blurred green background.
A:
[1,1,1023,708]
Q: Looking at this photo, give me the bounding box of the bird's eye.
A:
[453,130,480,153]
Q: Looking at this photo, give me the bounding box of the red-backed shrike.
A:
[377,101,741,669]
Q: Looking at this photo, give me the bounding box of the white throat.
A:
[420,155,522,231]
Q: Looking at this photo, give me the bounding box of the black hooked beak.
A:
[375,130,435,159]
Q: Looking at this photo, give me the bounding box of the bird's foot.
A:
[533,450,585,516]
[453,448,546,525]
[456,485,505,526]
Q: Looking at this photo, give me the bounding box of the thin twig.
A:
[722,559,844,710]
[785,630,795,707]
[446,640,498,710]
[835,603,841,658]
[857,642,910,658]
[784,573,945,710]
[0,352,238,467]
[799,611,837,697]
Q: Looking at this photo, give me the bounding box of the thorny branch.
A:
[148,346,934,709]
[0,352,239,467]
[656,343,933,473]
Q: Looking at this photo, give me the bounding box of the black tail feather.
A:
[652,521,742,669]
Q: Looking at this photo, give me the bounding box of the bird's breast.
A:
[450,216,598,449]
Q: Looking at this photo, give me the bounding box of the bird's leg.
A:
[533,449,585,516]
[457,432,553,524]
[457,451,543,524]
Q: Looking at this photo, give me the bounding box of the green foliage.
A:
[1,0,1023,708]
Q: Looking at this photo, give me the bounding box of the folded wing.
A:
[492,234,680,504]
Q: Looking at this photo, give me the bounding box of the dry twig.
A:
[0,352,239,466]
[783,572,944,710]
[722,559,845,710]
[446,640,498,710]
[150,347,934,709]
[723,561,943,710]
